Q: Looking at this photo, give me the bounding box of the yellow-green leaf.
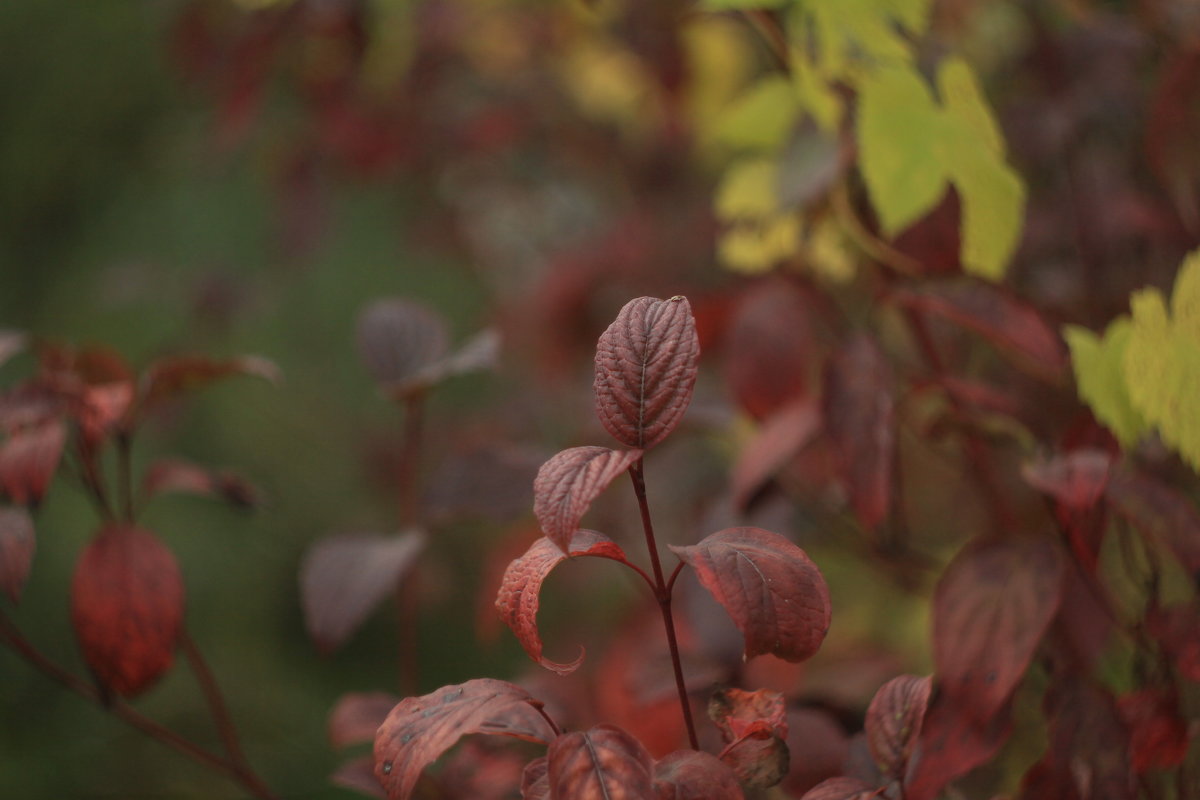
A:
[1170,249,1200,339]
[937,58,1004,155]
[1064,320,1146,449]
[715,158,780,220]
[716,75,801,151]
[718,215,801,273]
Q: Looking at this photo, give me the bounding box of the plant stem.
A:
[116,432,135,523]
[629,459,699,750]
[0,611,277,799]
[76,440,116,523]
[395,390,426,694]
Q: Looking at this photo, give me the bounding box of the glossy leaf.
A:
[654,750,744,800]
[932,536,1063,723]
[722,278,815,420]
[547,723,655,800]
[731,399,820,510]
[0,506,35,603]
[532,446,641,552]
[373,679,555,800]
[1106,469,1200,575]
[799,777,881,800]
[495,530,632,675]
[0,419,66,506]
[865,675,931,779]
[904,695,1013,800]
[671,527,830,662]
[824,334,895,530]
[300,530,427,654]
[594,296,701,450]
[70,525,185,697]
[329,691,402,749]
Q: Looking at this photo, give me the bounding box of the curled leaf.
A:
[533,446,641,551]
[547,724,655,800]
[671,528,830,663]
[142,457,260,509]
[594,296,700,450]
[710,688,791,791]
[0,506,35,603]
[496,530,633,675]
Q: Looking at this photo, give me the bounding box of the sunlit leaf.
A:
[1064,319,1147,448]
[716,75,800,151]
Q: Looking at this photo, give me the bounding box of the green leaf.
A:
[937,57,1004,154]
[701,0,788,9]
[716,75,801,151]
[715,158,780,219]
[718,215,802,273]
[1064,320,1147,449]
[885,0,933,33]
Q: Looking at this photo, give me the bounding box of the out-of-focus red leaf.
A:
[329,691,402,749]
[654,750,744,800]
[1051,560,1113,669]
[495,530,633,675]
[1117,689,1189,772]
[722,278,816,420]
[824,334,895,530]
[718,727,789,791]
[709,687,788,742]
[142,457,260,509]
[1106,469,1200,576]
[439,737,533,800]
[731,399,820,510]
[904,695,1013,800]
[70,525,184,697]
[1021,449,1111,509]
[865,675,931,780]
[373,679,555,800]
[532,446,641,552]
[892,282,1068,380]
[783,708,850,796]
[1146,44,1200,231]
[671,527,830,663]
[0,419,66,506]
[0,382,65,431]
[136,354,279,419]
[929,376,1021,417]
[521,756,550,800]
[78,382,134,446]
[300,530,426,654]
[0,506,35,603]
[799,777,882,800]
[594,296,700,450]
[0,331,27,369]
[547,724,655,799]
[356,298,449,389]
[1146,603,1200,681]
[932,536,1063,723]
[330,755,387,799]
[425,443,542,525]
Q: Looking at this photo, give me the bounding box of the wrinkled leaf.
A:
[708,687,788,743]
[70,525,185,697]
[865,674,931,779]
[373,679,555,800]
[300,530,427,653]
[731,399,820,510]
[1106,469,1200,575]
[329,691,402,749]
[594,296,701,450]
[654,750,744,800]
[521,756,550,800]
[547,724,655,800]
[0,419,66,506]
[933,536,1063,723]
[496,530,633,675]
[533,446,641,552]
[671,527,830,662]
[0,506,35,603]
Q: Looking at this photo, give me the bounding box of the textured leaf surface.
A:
[547,724,654,800]
[731,399,820,510]
[373,679,554,800]
[533,446,641,552]
[1064,320,1147,448]
[70,525,184,697]
[1106,469,1200,574]
[671,527,830,662]
[496,530,632,675]
[300,530,427,653]
[654,750,744,800]
[594,296,700,450]
[710,690,790,792]
[0,419,66,505]
[933,536,1063,723]
[329,691,402,749]
[0,506,35,603]
[824,334,895,530]
[521,756,550,800]
[798,777,880,800]
[865,674,931,779]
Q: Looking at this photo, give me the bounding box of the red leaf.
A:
[1146,603,1200,681]
[78,382,134,446]
[300,530,427,654]
[373,679,555,800]
[722,278,816,420]
[654,750,744,799]
[865,675,931,779]
[892,282,1068,380]
[783,708,850,796]
[521,756,550,800]
[533,447,641,552]
[136,354,279,418]
[708,687,788,743]
[904,695,1013,800]
[1106,469,1200,575]
[0,330,27,370]
[495,530,633,675]
[70,525,185,697]
[329,691,402,749]
[824,334,895,530]
[731,399,820,510]
[356,298,450,391]
[594,296,700,450]
[1021,449,1112,509]
[0,506,35,603]
[439,737,532,800]
[799,777,882,800]
[718,728,789,791]
[142,457,261,509]
[547,724,655,799]
[932,536,1063,723]
[330,755,387,799]
[1117,689,1189,772]
[671,527,831,663]
[0,419,66,506]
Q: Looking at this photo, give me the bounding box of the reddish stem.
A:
[395,390,426,694]
[629,459,699,750]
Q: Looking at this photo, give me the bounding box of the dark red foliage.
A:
[864,675,931,781]
[0,506,35,603]
[532,446,641,552]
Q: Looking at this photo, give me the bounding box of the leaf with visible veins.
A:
[865,675,931,779]
[547,724,655,800]
[533,446,641,552]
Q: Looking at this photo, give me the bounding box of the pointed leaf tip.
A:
[533,446,641,551]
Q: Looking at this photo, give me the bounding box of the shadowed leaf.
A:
[904,695,1013,800]
[300,530,427,653]
[731,399,820,510]
[330,691,402,749]
[654,750,744,799]
[722,279,816,420]
[671,527,830,662]
[136,354,279,419]
[0,506,35,603]
[1106,469,1200,575]
[373,679,555,800]
[70,525,184,697]
[709,687,788,742]
[496,530,633,675]
[548,724,655,800]
[1147,603,1200,681]
[0,419,66,506]
[799,777,881,800]
[594,296,700,450]
[521,756,550,800]
[1118,689,1189,772]
[142,457,260,509]
[533,446,641,552]
[330,756,387,798]
[865,675,931,779]
[356,298,450,388]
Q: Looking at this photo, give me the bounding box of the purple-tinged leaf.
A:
[547,724,655,800]
[1021,449,1112,509]
[533,446,641,552]
[496,530,633,675]
[356,298,450,389]
[594,296,700,450]
[0,506,35,603]
[0,419,66,506]
[865,675,931,779]
[799,777,882,800]
[654,750,744,799]
[671,527,830,663]
[300,530,426,654]
[1106,468,1200,575]
[731,399,820,510]
[904,695,1013,800]
[373,679,555,800]
[329,691,402,749]
[521,756,550,800]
